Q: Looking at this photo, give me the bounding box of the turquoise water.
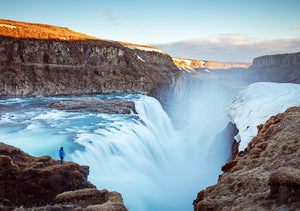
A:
[0,84,232,211]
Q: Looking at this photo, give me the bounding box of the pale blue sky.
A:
[1,0,300,61]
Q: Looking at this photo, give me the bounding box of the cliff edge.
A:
[0,19,183,107]
[248,52,300,83]
[193,107,300,211]
[0,142,127,210]
[172,57,251,72]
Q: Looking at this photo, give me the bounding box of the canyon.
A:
[173,52,300,85]
[1,18,300,211]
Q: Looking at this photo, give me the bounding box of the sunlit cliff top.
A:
[0,19,163,53]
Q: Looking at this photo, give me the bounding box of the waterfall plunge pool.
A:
[0,82,234,211]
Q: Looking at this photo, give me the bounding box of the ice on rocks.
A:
[227,82,300,151]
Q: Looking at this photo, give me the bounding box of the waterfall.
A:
[0,81,233,211]
[69,96,182,210]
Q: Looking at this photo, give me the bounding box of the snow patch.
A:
[173,58,192,66]
[227,82,300,151]
[137,55,145,62]
[124,45,163,54]
[172,58,196,73]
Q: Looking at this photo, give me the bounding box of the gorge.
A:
[0,19,300,211]
[0,83,234,210]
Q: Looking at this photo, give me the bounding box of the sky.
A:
[1,0,299,62]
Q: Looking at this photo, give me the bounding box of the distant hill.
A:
[172,57,252,72]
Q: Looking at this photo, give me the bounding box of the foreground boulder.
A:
[193,107,300,210]
[47,97,137,114]
[0,142,127,210]
[56,188,126,210]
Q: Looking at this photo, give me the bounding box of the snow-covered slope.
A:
[227,82,300,151]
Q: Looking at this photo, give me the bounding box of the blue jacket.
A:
[59,149,65,158]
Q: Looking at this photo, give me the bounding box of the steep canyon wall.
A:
[0,35,183,106]
[194,107,300,211]
[248,52,300,83]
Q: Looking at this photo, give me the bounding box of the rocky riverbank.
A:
[0,142,127,210]
[193,107,300,211]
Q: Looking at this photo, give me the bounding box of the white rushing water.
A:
[0,82,233,211]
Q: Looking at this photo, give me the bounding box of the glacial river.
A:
[0,82,233,211]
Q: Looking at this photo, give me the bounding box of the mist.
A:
[0,79,237,211]
[67,79,237,210]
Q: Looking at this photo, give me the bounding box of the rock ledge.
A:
[0,142,127,210]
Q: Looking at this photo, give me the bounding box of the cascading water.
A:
[0,81,234,211]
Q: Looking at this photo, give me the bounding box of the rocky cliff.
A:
[248,52,300,83]
[0,142,127,210]
[193,107,300,211]
[172,57,251,71]
[173,52,300,85]
[0,19,183,107]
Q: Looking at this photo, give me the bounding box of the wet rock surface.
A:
[193,107,300,211]
[47,97,137,114]
[0,142,127,210]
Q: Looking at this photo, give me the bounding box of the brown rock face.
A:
[0,142,95,207]
[268,167,300,205]
[0,19,183,108]
[55,188,127,211]
[47,97,137,114]
[0,143,127,211]
[193,107,300,211]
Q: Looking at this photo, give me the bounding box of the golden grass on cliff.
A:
[0,19,164,54]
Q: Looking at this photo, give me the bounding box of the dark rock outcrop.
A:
[193,107,300,211]
[208,122,239,162]
[0,19,183,108]
[47,97,137,114]
[248,52,300,83]
[0,142,127,210]
[268,167,300,205]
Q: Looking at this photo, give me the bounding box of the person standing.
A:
[59,147,65,165]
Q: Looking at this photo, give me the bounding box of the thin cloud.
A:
[102,9,119,26]
[291,25,300,30]
[152,35,300,62]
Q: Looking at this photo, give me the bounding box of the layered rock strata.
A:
[0,19,183,108]
[193,107,300,210]
[0,142,127,210]
[172,57,251,70]
[248,52,300,83]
